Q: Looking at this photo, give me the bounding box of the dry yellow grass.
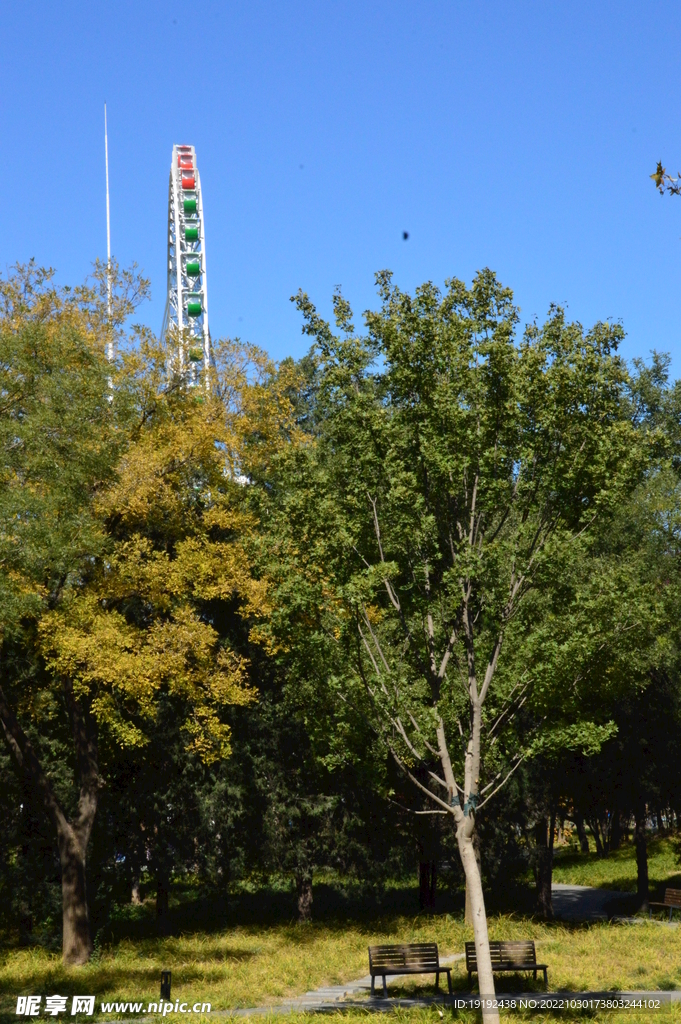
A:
[2,914,681,1019]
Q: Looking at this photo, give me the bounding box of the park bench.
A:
[368,943,453,996]
[649,887,681,921]
[465,941,548,988]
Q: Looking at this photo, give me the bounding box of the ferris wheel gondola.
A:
[161,145,210,370]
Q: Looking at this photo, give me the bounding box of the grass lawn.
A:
[2,914,681,1016]
[552,835,681,893]
[2,838,681,1021]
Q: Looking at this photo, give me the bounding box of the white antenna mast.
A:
[104,103,113,360]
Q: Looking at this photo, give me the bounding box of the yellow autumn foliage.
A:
[38,328,301,763]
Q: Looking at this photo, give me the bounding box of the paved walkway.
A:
[551,882,632,922]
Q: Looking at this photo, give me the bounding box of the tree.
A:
[278,270,645,1013]
[0,263,143,963]
[0,266,290,963]
[509,444,674,914]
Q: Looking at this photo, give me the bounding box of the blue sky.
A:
[3,1,681,372]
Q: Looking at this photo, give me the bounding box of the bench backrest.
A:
[663,888,681,907]
[369,943,440,972]
[465,941,537,971]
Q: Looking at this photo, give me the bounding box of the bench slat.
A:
[368,942,452,997]
[369,943,439,970]
[466,941,536,960]
[466,941,540,970]
[465,940,547,990]
[370,957,439,966]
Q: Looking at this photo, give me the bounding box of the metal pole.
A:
[105,103,113,360]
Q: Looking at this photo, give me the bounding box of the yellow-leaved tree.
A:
[0,264,298,964]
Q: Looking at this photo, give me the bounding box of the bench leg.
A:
[447,970,453,995]
[382,975,387,997]
[435,971,440,992]
[371,976,375,998]
[670,908,673,923]
[543,969,548,988]
[468,971,472,989]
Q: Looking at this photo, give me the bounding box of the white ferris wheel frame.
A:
[161,144,210,370]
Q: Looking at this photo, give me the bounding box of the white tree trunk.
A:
[458,828,499,1024]
[464,831,482,924]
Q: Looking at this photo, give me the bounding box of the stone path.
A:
[221,953,465,1016]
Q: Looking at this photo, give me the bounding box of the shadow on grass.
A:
[0,947,258,995]
[2,874,607,956]
[86,880,472,947]
[6,863,655,968]
[385,973,550,998]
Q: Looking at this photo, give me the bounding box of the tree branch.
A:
[0,681,68,836]
[368,493,401,611]
[360,604,391,674]
[477,752,528,810]
[407,710,439,756]
[389,747,460,818]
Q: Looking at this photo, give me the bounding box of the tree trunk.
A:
[58,819,92,964]
[458,827,498,1020]
[18,905,33,945]
[610,804,621,851]
[0,680,98,965]
[574,812,589,853]
[433,670,497,1018]
[588,817,605,857]
[156,872,170,934]
[534,813,554,920]
[419,860,437,911]
[131,879,141,905]
[464,830,482,925]
[296,869,313,923]
[635,801,649,911]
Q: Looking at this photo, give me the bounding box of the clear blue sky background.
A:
[2,1,681,371]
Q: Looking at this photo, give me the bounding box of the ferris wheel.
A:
[161,144,210,369]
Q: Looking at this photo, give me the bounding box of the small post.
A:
[160,971,171,1000]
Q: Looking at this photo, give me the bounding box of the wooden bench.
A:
[465,941,548,988]
[368,943,453,996]
[649,888,681,921]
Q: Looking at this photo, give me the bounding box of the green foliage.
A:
[277,269,650,820]
[0,263,136,635]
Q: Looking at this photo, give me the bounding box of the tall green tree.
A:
[278,270,646,1011]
